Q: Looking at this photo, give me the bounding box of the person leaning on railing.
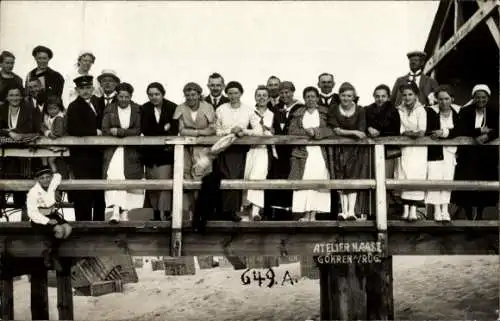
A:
[327,82,370,221]
[213,81,253,222]
[365,84,401,217]
[264,81,303,221]
[141,82,178,221]
[451,84,499,220]
[288,86,331,221]
[102,82,143,223]
[27,166,72,271]
[0,84,37,220]
[424,85,460,222]
[395,82,428,221]
[243,85,276,221]
[173,82,216,220]
[40,95,67,174]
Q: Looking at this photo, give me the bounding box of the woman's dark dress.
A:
[452,103,499,209]
[327,105,370,214]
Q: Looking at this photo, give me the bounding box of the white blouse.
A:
[215,103,253,136]
[117,105,132,129]
[27,173,62,225]
[8,107,20,129]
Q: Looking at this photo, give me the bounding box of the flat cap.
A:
[32,45,53,59]
[406,51,427,59]
[34,165,52,178]
[73,75,94,88]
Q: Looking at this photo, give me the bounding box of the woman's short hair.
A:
[398,82,420,95]
[303,86,319,99]
[254,85,269,95]
[117,82,134,95]
[339,82,356,95]
[434,85,454,98]
[146,82,166,96]
[183,82,203,95]
[45,95,65,112]
[373,84,391,97]
[0,51,15,63]
[225,81,244,94]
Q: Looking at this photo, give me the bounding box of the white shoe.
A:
[434,207,442,222]
[109,207,120,223]
[345,212,357,221]
[402,205,409,220]
[120,210,129,222]
[441,211,451,222]
[409,207,418,221]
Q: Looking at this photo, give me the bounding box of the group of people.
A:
[0,46,498,235]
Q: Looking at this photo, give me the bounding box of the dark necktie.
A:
[213,97,218,106]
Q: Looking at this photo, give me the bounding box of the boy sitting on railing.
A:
[27,165,72,271]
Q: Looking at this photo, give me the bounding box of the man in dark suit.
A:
[263,81,303,221]
[266,75,281,111]
[66,75,105,221]
[204,73,229,109]
[95,69,120,113]
[391,51,439,106]
[25,78,46,134]
[317,73,340,109]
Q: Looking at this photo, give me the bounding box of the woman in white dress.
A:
[62,51,101,107]
[288,86,331,221]
[244,85,276,221]
[395,82,427,221]
[425,85,460,222]
[102,83,143,223]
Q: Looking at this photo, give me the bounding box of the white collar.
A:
[409,69,422,76]
[320,91,335,98]
[104,92,116,99]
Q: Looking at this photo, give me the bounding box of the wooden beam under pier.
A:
[0,221,497,257]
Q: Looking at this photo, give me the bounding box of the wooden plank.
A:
[1,148,69,157]
[476,0,500,49]
[319,263,368,320]
[30,266,49,320]
[424,0,499,73]
[1,273,14,320]
[56,259,74,321]
[0,178,498,192]
[171,145,184,257]
[374,145,387,232]
[5,135,500,147]
[74,279,123,297]
[164,257,196,275]
[0,221,496,257]
[366,257,394,320]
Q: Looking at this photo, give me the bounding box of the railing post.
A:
[374,144,388,240]
[366,143,394,320]
[170,144,184,257]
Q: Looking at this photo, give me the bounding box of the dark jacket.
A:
[319,93,340,110]
[102,102,143,179]
[391,73,439,107]
[141,99,178,167]
[96,93,118,115]
[287,105,331,180]
[204,95,230,110]
[425,106,460,161]
[26,67,65,98]
[0,102,36,136]
[365,101,401,136]
[66,96,102,136]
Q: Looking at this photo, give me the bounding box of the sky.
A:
[0,1,439,106]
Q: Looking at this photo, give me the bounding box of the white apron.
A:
[425,107,458,204]
[292,109,331,213]
[396,103,428,201]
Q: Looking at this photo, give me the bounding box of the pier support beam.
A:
[30,260,49,320]
[56,258,74,321]
[318,259,394,320]
[1,268,14,320]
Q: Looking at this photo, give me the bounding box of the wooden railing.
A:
[0,136,498,257]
